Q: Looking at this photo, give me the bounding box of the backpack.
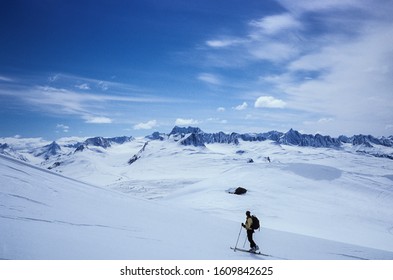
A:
[251,215,260,230]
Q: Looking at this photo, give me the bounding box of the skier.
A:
[242,211,259,252]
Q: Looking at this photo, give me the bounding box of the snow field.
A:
[1,136,393,259]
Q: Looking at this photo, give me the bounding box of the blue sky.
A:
[1,0,393,139]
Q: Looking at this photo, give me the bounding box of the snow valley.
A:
[1,127,393,259]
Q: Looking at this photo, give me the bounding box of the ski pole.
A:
[234,224,243,249]
[243,234,247,248]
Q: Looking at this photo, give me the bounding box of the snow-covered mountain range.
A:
[167,126,393,151]
[1,127,393,259]
[1,127,393,163]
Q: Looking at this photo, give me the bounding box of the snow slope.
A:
[173,141,393,251]
[0,154,234,259]
[1,152,393,260]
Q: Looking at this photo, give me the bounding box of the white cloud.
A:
[133,120,158,130]
[197,73,221,85]
[206,117,227,124]
[98,81,109,91]
[0,75,13,82]
[234,102,248,110]
[175,118,200,126]
[83,116,112,124]
[56,124,69,132]
[217,107,225,112]
[254,96,286,108]
[249,13,302,35]
[276,0,365,14]
[206,40,233,48]
[206,38,246,48]
[205,14,302,65]
[203,13,303,65]
[75,83,90,90]
[48,74,60,82]
[0,75,186,128]
[318,118,334,124]
[282,24,393,123]
[248,41,299,62]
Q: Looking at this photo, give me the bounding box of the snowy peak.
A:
[146,131,166,141]
[155,127,393,159]
[169,126,204,135]
[341,134,393,148]
[35,141,62,160]
[166,127,342,148]
[0,142,28,161]
[279,129,341,148]
[0,143,9,150]
[1,128,392,163]
[167,126,206,147]
[180,132,206,147]
[107,136,134,145]
[83,137,112,148]
[168,126,239,146]
[73,136,134,152]
[165,126,393,149]
[204,131,239,145]
[167,126,241,147]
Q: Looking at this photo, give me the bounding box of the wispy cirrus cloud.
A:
[197,73,222,85]
[83,116,113,124]
[48,73,142,93]
[75,83,90,90]
[0,73,187,126]
[205,38,247,48]
[248,13,302,35]
[0,75,13,82]
[276,0,369,14]
[198,0,393,135]
[203,13,303,65]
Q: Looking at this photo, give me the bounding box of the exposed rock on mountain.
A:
[128,142,149,165]
[35,141,62,160]
[279,129,341,148]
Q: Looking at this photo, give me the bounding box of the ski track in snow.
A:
[5,193,49,206]
[332,253,369,260]
[0,214,137,232]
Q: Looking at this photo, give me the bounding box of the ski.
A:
[230,247,271,257]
